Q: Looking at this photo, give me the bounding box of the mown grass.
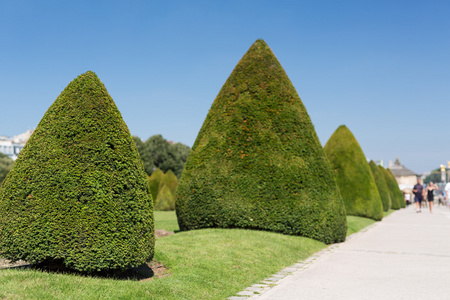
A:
[346,216,376,236]
[345,209,397,236]
[154,211,180,232]
[0,210,386,299]
[383,209,395,218]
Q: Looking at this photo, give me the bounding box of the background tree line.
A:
[423,168,442,184]
[0,153,14,187]
[0,134,190,187]
[132,135,191,178]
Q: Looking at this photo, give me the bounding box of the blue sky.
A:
[1,0,449,174]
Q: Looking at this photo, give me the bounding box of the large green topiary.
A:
[0,71,154,272]
[380,166,404,209]
[369,161,391,212]
[176,39,347,244]
[148,168,164,201]
[324,125,383,221]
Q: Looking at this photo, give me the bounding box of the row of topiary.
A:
[0,39,404,274]
[324,125,405,222]
[147,168,178,211]
[175,39,405,244]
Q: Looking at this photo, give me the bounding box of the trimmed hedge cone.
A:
[176,39,347,244]
[0,71,154,272]
[380,166,405,209]
[148,168,164,201]
[369,160,391,212]
[324,125,383,221]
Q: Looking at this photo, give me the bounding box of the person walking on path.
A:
[445,181,450,211]
[426,181,438,213]
[404,192,411,206]
[413,179,425,213]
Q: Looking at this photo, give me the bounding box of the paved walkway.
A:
[252,205,450,300]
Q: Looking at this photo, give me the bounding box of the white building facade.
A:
[388,157,418,192]
[0,129,33,160]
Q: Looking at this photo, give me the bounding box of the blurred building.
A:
[388,157,418,192]
[0,129,33,160]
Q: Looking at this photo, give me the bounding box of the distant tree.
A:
[133,136,154,175]
[0,153,13,186]
[133,135,190,178]
[146,135,178,174]
[171,143,191,177]
[423,168,441,184]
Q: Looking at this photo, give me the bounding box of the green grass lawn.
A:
[154,211,180,232]
[0,210,385,299]
[346,216,376,236]
[383,209,396,218]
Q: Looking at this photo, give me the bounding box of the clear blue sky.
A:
[1,0,449,174]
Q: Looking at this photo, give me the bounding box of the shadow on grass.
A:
[1,259,169,281]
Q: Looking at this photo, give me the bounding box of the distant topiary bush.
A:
[380,166,404,209]
[369,160,391,212]
[176,39,347,244]
[324,125,383,221]
[148,168,164,201]
[155,184,175,211]
[160,169,178,195]
[0,71,154,273]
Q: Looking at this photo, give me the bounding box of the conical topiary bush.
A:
[324,125,383,221]
[160,169,178,196]
[380,166,404,209]
[0,71,154,272]
[176,39,347,244]
[369,160,391,212]
[148,168,164,201]
[155,184,176,211]
[390,168,406,208]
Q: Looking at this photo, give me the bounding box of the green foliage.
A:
[132,136,154,175]
[0,71,154,273]
[148,168,164,201]
[133,135,191,178]
[388,169,405,208]
[147,169,178,211]
[324,125,383,221]
[0,229,326,299]
[155,184,176,211]
[423,168,441,184]
[176,39,347,244]
[160,169,178,195]
[172,142,191,173]
[0,153,13,187]
[369,160,391,211]
[380,166,405,209]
